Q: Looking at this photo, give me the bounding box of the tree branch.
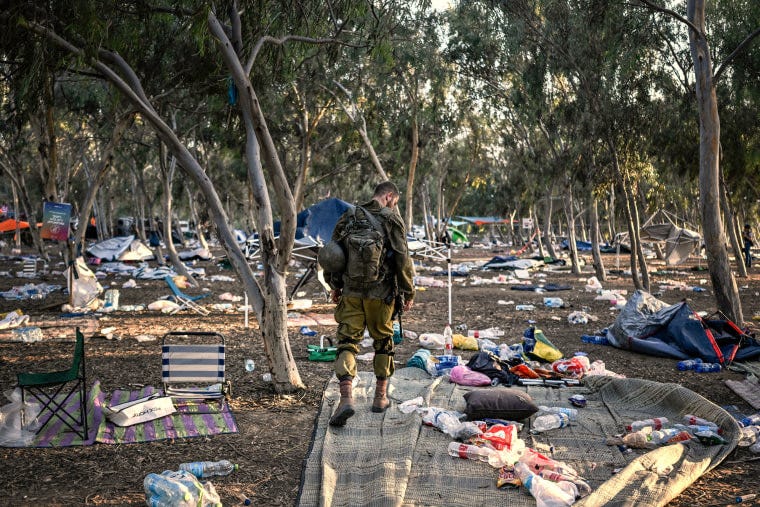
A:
[630,0,703,36]
[714,26,760,84]
[246,35,341,75]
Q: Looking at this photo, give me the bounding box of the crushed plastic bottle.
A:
[741,413,760,427]
[144,472,193,507]
[738,426,760,447]
[244,359,255,372]
[694,362,721,373]
[531,413,570,433]
[514,461,577,507]
[626,417,668,432]
[179,460,238,478]
[447,441,494,462]
[581,334,609,345]
[538,406,578,421]
[684,415,719,432]
[543,297,564,308]
[676,358,703,371]
[516,304,535,311]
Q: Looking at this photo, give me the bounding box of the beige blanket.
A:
[298,367,738,507]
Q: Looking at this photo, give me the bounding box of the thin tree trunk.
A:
[688,0,742,322]
[591,197,606,281]
[563,184,581,275]
[720,178,746,277]
[543,189,557,259]
[533,206,546,258]
[405,114,419,230]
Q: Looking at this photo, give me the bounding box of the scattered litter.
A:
[133,334,156,342]
[122,279,137,288]
[219,292,242,302]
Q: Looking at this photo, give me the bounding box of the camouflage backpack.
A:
[341,206,389,288]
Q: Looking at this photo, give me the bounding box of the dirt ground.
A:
[1,244,759,506]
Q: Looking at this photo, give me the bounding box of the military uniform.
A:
[327,199,415,380]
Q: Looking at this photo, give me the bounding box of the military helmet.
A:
[318,241,346,272]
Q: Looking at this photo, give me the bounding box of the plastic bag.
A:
[453,333,479,351]
[419,332,445,350]
[0,388,39,447]
[449,365,492,386]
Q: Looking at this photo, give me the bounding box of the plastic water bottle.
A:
[538,406,579,421]
[244,359,255,372]
[676,358,703,371]
[581,335,609,345]
[694,362,721,373]
[392,322,402,345]
[741,413,760,427]
[443,324,453,356]
[179,460,238,478]
[144,473,192,506]
[447,442,494,462]
[738,426,760,447]
[626,417,668,432]
[514,462,577,506]
[516,304,535,311]
[684,414,719,431]
[543,297,564,308]
[531,413,570,433]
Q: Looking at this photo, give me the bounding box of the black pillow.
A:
[463,388,539,421]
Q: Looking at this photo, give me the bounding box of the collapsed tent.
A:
[639,222,701,266]
[606,290,760,364]
[277,197,352,242]
[87,235,155,262]
[482,256,544,270]
[0,218,30,233]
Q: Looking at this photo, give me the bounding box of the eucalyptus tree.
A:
[634,0,760,323]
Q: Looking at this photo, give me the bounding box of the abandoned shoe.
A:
[372,377,390,413]
[329,379,355,427]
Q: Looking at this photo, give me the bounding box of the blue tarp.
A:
[561,239,593,251]
[607,291,760,364]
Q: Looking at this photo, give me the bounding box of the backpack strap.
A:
[356,206,386,240]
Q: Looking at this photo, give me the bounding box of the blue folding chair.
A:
[164,276,210,315]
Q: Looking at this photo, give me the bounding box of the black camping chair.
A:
[17,327,88,439]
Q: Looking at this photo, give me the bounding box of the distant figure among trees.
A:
[743,224,754,269]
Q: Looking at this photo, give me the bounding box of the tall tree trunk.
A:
[160,138,198,287]
[688,0,742,323]
[563,183,581,275]
[591,197,606,281]
[610,143,643,290]
[720,176,746,278]
[543,189,557,259]
[405,114,419,230]
[533,206,546,258]
[630,189,650,291]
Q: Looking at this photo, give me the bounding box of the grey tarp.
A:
[297,367,737,507]
[638,223,701,266]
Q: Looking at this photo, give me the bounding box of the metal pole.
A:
[448,244,452,325]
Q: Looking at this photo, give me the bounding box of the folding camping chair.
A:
[161,331,231,402]
[16,327,88,439]
[164,275,210,315]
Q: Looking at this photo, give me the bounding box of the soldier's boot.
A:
[329,379,355,427]
[372,377,390,413]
